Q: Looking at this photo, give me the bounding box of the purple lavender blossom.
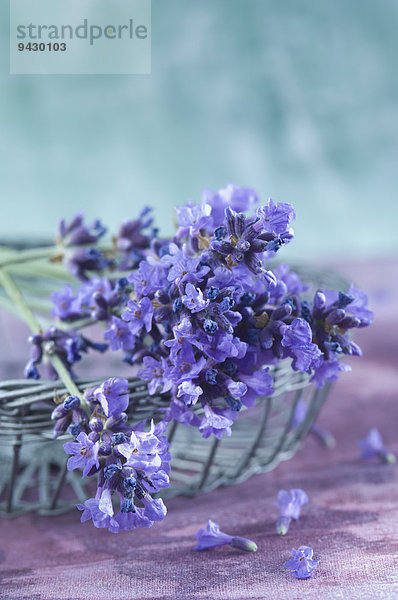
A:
[117,421,164,474]
[175,202,212,237]
[64,247,110,281]
[51,286,81,320]
[203,184,259,228]
[73,410,171,533]
[93,377,129,417]
[239,369,274,407]
[50,187,373,510]
[142,496,167,522]
[275,488,308,535]
[128,259,167,296]
[137,356,173,395]
[57,213,107,246]
[269,264,308,305]
[195,520,257,552]
[168,350,206,385]
[104,316,136,351]
[77,497,119,532]
[199,405,236,439]
[358,428,396,464]
[122,297,154,333]
[162,243,209,284]
[283,546,319,579]
[63,432,100,477]
[164,318,204,359]
[177,381,203,405]
[281,318,323,373]
[257,198,295,236]
[25,328,106,382]
[310,359,351,389]
[160,399,201,427]
[345,284,374,327]
[114,508,152,531]
[115,207,155,269]
[181,283,210,313]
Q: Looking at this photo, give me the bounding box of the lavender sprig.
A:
[59,377,171,533]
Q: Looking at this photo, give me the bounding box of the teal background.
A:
[1,0,397,258]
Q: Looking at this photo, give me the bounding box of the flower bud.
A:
[51,404,69,420]
[314,291,326,310]
[105,413,128,430]
[52,415,70,438]
[326,309,345,325]
[276,516,291,535]
[154,289,170,305]
[89,416,104,433]
[98,442,112,456]
[380,451,396,464]
[63,395,80,411]
[230,537,258,552]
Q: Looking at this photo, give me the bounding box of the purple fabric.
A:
[1,259,398,599]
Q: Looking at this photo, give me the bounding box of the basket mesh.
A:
[0,366,331,516]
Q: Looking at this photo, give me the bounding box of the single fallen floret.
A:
[283,546,319,579]
[275,488,308,535]
[358,428,396,464]
[195,519,257,552]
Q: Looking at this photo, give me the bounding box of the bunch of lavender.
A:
[51,377,170,533]
[45,184,373,442]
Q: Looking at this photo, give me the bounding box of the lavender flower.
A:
[195,520,257,552]
[177,381,203,405]
[203,184,259,228]
[276,489,308,535]
[104,316,136,351]
[257,198,296,236]
[51,395,88,439]
[117,421,164,474]
[310,359,351,389]
[281,318,322,373]
[51,285,81,320]
[63,432,100,477]
[358,428,396,464]
[283,546,319,579]
[181,283,210,313]
[115,207,155,269]
[93,377,129,417]
[122,297,154,334]
[77,495,120,533]
[175,202,212,237]
[57,213,106,246]
[137,357,173,395]
[128,259,167,296]
[25,328,107,382]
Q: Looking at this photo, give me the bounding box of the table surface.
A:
[0,259,397,600]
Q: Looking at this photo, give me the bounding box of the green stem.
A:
[0,242,113,268]
[0,268,42,334]
[49,353,89,414]
[0,246,57,267]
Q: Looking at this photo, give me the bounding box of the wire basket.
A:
[0,365,331,516]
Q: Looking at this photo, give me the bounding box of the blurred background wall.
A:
[0,0,397,259]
